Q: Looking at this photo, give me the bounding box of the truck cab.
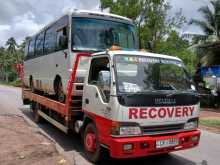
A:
[82,50,200,162]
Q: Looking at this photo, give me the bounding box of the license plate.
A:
[156,138,179,149]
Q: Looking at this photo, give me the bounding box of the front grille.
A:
[142,124,184,135]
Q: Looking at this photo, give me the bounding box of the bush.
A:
[9,79,22,87]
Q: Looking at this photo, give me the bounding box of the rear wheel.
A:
[84,123,105,163]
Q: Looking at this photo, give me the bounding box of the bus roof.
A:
[27,10,133,40]
[70,9,133,23]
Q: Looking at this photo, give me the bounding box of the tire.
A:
[54,79,66,103]
[83,123,105,163]
[32,102,42,123]
[22,98,30,105]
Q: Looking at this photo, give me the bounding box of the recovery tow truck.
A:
[22,49,201,163]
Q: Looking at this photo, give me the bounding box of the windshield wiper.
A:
[125,90,159,97]
[166,89,198,97]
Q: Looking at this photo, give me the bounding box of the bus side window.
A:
[24,40,30,60]
[44,25,56,54]
[56,27,68,50]
[28,38,36,59]
[35,31,45,56]
[44,15,68,54]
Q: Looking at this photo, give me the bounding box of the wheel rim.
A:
[85,132,96,152]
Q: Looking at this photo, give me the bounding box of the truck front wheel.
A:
[83,123,104,163]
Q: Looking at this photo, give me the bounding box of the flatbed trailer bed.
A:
[21,53,91,133]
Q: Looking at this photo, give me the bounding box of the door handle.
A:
[85,98,89,104]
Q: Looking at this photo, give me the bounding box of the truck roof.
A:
[93,50,182,62]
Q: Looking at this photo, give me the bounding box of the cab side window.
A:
[88,57,111,103]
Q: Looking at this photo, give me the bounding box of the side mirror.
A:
[98,71,110,87]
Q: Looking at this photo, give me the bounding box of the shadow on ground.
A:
[21,107,205,165]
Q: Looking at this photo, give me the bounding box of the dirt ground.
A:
[200,109,220,119]
[0,115,70,165]
[199,109,220,134]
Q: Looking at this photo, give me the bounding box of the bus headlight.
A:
[184,119,198,130]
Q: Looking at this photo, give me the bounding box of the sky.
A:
[0,0,209,47]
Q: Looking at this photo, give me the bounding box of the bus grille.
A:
[142,124,184,135]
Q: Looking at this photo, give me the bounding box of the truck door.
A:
[83,56,112,119]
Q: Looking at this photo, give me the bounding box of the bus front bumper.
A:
[109,129,200,159]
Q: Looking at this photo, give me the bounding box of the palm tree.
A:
[0,47,11,82]
[189,0,220,42]
[5,37,19,63]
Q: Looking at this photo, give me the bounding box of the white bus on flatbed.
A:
[24,10,138,102]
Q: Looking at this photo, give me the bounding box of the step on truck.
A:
[21,10,200,163]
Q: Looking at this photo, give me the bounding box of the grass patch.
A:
[0,81,8,85]
[0,79,22,87]
[200,119,220,128]
[9,79,22,87]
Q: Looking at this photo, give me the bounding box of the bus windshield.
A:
[72,17,138,51]
[114,55,194,93]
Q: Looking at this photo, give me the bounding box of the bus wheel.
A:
[84,123,104,163]
[55,79,65,103]
[32,103,42,123]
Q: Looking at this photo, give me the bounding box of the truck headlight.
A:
[184,119,198,130]
[119,126,142,136]
[111,122,142,136]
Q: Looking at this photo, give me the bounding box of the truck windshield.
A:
[114,55,193,93]
[72,17,138,51]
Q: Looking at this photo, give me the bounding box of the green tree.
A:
[155,31,197,73]
[100,0,186,50]
[0,47,12,82]
[0,37,26,82]
[189,0,220,42]
[5,37,19,64]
